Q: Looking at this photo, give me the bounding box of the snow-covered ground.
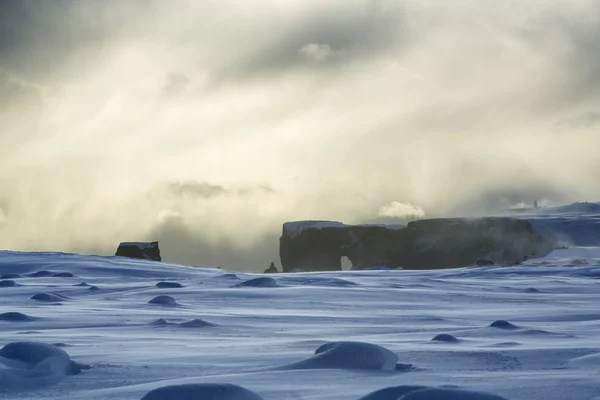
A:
[2,204,600,399]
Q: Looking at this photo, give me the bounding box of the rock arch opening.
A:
[341,256,353,271]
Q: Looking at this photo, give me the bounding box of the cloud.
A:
[167,181,227,198]
[556,110,600,129]
[206,2,404,85]
[161,73,191,97]
[166,181,274,198]
[299,43,337,62]
[0,0,599,270]
[378,202,425,219]
[147,210,279,271]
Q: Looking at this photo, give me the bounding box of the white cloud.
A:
[157,209,181,225]
[378,202,425,219]
[299,43,336,62]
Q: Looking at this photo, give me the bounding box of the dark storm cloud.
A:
[512,8,600,112]
[210,5,405,85]
[0,0,114,78]
[555,11,600,106]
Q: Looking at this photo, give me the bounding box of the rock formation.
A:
[115,241,161,262]
[264,262,279,274]
[280,218,554,272]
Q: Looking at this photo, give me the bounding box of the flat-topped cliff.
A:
[279,218,554,272]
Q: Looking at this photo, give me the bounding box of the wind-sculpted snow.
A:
[0,312,33,321]
[569,352,600,368]
[148,295,178,306]
[278,341,404,371]
[155,281,184,288]
[489,320,519,330]
[0,274,21,279]
[278,275,359,287]
[431,334,461,343]
[30,293,67,302]
[506,202,600,247]
[26,270,55,277]
[0,280,18,287]
[398,387,509,400]
[177,318,218,328]
[148,318,217,328]
[52,272,75,277]
[0,229,599,399]
[140,383,264,400]
[358,386,509,400]
[0,342,90,390]
[357,385,429,400]
[236,277,278,288]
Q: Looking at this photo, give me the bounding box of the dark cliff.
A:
[115,241,162,262]
[279,218,554,272]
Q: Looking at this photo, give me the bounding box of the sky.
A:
[0,0,599,271]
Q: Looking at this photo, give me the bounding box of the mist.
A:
[1,0,599,271]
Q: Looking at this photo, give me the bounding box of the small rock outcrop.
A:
[280,218,554,272]
[264,262,279,274]
[115,241,161,262]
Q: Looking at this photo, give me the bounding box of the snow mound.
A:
[0,312,33,322]
[140,383,264,400]
[52,272,74,277]
[0,342,90,390]
[30,293,66,302]
[26,270,54,277]
[280,341,403,371]
[148,295,178,306]
[156,281,184,288]
[398,387,509,400]
[237,277,277,288]
[0,274,21,279]
[490,342,521,347]
[279,276,359,287]
[358,385,428,400]
[431,334,460,343]
[0,280,18,287]
[178,318,217,328]
[569,352,600,367]
[489,320,518,330]
[217,273,240,280]
[149,318,172,326]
